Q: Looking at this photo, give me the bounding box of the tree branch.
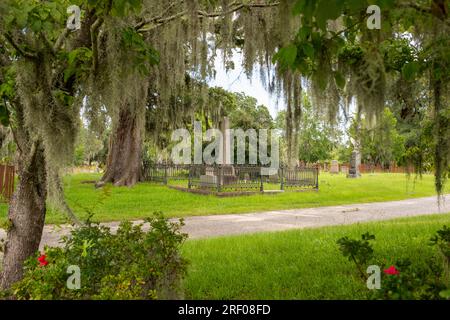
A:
[135,0,181,30]
[398,2,431,15]
[4,33,37,59]
[136,1,280,32]
[90,17,104,73]
[53,28,70,53]
[397,2,450,27]
[197,1,279,18]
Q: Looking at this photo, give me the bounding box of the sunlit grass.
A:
[182,213,450,299]
[0,172,445,225]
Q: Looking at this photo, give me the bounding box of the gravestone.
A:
[330,160,339,174]
[347,150,361,178]
[340,165,348,175]
[199,174,217,187]
[200,116,236,187]
[219,116,232,166]
[200,166,217,187]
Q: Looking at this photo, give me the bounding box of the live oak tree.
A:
[0,0,304,289]
[0,0,149,289]
[93,0,307,185]
[275,0,449,194]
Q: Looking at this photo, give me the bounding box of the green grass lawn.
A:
[181,213,450,299]
[0,172,445,225]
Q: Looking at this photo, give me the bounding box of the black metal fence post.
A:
[260,171,264,192]
[164,165,168,185]
[280,166,284,191]
[188,165,192,189]
[217,164,222,192]
[315,165,319,189]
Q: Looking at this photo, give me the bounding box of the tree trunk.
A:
[99,107,143,187]
[0,141,47,290]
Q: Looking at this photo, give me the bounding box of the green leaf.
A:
[0,105,10,126]
[376,0,395,10]
[15,11,28,28]
[292,0,307,15]
[283,44,298,66]
[402,61,419,81]
[112,0,126,16]
[42,21,53,33]
[293,0,316,23]
[298,26,312,41]
[51,8,62,21]
[439,289,450,299]
[302,43,315,59]
[316,0,343,31]
[347,0,367,13]
[38,9,49,20]
[334,71,346,89]
[30,19,42,33]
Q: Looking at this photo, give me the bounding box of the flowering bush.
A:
[9,212,188,300]
[37,254,49,267]
[383,265,399,275]
[337,225,450,300]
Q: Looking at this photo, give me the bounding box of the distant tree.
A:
[275,94,340,164]
[228,92,273,130]
[350,108,405,168]
[73,125,104,166]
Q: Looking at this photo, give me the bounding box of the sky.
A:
[208,50,282,119]
[207,49,352,142]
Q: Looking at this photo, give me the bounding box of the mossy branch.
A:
[136,1,280,32]
[3,33,37,60]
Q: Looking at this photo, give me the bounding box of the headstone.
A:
[330,160,339,174]
[347,150,361,178]
[200,116,236,188]
[219,116,236,185]
[340,165,348,175]
[200,174,217,187]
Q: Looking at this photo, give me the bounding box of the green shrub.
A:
[10,212,188,300]
[337,226,450,300]
[337,232,376,279]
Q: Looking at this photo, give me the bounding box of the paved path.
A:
[0,195,448,250]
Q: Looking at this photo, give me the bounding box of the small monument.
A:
[347,150,361,178]
[330,160,339,174]
[200,116,236,188]
[219,116,232,166]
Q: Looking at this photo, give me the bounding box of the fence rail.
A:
[0,164,15,202]
[144,164,319,192]
[143,164,190,183]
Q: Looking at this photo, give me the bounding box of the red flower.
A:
[383,265,399,275]
[37,254,48,267]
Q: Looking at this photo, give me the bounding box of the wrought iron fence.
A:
[144,163,319,192]
[143,164,190,183]
[282,166,318,189]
